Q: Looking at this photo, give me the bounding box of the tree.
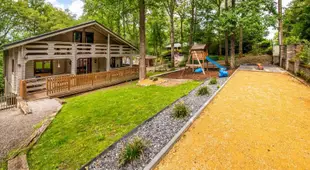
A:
[230,0,236,69]
[224,0,229,65]
[163,0,176,68]
[176,0,188,50]
[139,0,146,80]
[189,0,195,46]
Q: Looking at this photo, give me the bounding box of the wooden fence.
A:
[46,67,139,97]
[0,92,17,110]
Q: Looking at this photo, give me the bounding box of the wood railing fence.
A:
[46,67,139,97]
[0,92,17,110]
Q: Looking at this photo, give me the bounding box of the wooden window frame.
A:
[34,60,53,76]
[73,31,82,43]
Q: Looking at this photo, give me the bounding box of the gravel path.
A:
[0,98,61,161]
[85,77,228,170]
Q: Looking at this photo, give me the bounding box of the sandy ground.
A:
[138,78,190,87]
[156,70,310,169]
[0,99,61,161]
[161,68,235,80]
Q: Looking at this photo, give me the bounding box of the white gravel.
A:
[84,78,228,170]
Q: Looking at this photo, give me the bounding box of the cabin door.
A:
[77,58,92,74]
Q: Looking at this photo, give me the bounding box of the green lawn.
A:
[27,81,200,169]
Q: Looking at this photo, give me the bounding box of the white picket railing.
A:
[23,41,133,59]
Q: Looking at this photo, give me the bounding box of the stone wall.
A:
[273,44,310,83]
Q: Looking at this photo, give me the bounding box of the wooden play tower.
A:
[186,44,208,74]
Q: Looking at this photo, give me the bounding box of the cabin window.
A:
[86,32,94,43]
[73,31,82,43]
[12,59,14,73]
[34,60,52,74]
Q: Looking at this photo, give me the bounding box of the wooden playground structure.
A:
[184,44,208,75]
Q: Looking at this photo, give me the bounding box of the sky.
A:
[47,0,292,39]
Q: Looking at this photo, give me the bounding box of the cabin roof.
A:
[190,44,207,51]
[2,20,138,51]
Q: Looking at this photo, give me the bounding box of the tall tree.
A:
[139,0,146,80]
[189,0,195,46]
[278,0,283,65]
[164,0,176,67]
[224,0,229,65]
[230,0,236,69]
[176,0,188,50]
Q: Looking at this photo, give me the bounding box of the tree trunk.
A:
[139,0,146,80]
[180,18,183,49]
[218,2,221,56]
[169,0,175,67]
[278,0,283,66]
[224,0,229,66]
[189,0,195,46]
[230,33,235,68]
[239,26,243,57]
[230,0,236,68]
[170,12,175,67]
[225,33,229,65]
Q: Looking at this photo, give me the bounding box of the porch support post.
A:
[16,46,24,95]
[71,43,77,74]
[107,34,111,71]
[130,50,133,67]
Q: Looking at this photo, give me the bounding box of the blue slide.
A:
[206,56,226,70]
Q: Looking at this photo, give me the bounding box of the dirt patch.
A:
[161,68,235,80]
[156,71,310,169]
[138,78,190,87]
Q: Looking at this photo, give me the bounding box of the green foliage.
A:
[284,0,310,41]
[196,86,210,96]
[172,102,189,118]
[119,138,146,166]
[209,77,217,85]
[27,81,200,169]
[299,41,310,65]
[0,0,75,46]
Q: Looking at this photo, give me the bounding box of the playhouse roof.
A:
[190,44,207,51]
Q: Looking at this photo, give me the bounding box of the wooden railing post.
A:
[68,77,71,91]
[19,80,27,99]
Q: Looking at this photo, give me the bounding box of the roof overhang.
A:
[2,21,138,51]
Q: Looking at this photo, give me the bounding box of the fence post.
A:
[19,80,27,99]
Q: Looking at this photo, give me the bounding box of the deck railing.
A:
[24,41,133,59]
[0,92,17,110]
[46,67,139,97]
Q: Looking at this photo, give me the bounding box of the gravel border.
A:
[82,77,228,170]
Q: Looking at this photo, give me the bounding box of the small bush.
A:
[152,77,158,81]
[209,77,217,85]
[172,102,189,118]
[196,86,210,96]
[217,85,220,89]
[296,71,305,78]
[119,138,146,166]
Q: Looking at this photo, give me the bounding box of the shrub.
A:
[209,77,217,85]
[217,85,220,89]
[172,102,189,118]
[119,138,146,166]
[152,77,158,81]
[296,70,305,78]
[196,86,210,96]
[167,62,173,68]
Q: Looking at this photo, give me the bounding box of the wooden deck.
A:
[20,66,139,100]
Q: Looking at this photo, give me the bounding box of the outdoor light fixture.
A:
[57,60,60,68]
